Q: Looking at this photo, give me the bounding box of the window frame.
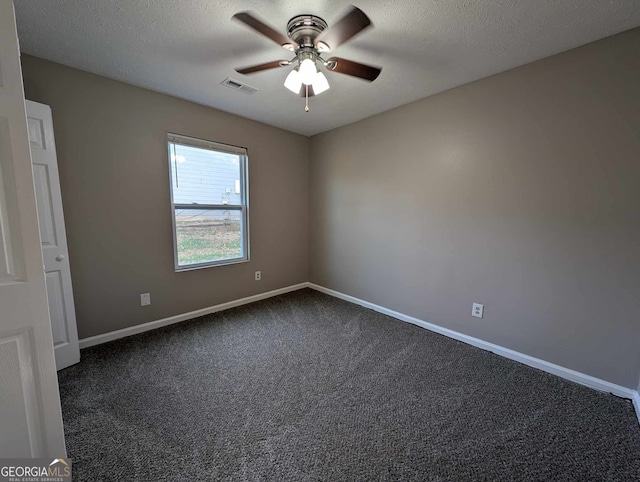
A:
[167,133,250,272]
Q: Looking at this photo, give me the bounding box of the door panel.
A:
[26,100,80,370]
[0,118,26,282]
[0,331,45,457]
[27,115,46,149]
[32,163,58,247]
[0,0,66,457]
[46,270,69,347]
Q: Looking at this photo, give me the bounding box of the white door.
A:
[0,0,67,457]
[27,100,80,371]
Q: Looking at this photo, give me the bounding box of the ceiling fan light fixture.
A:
[299,58,317,85]
[284,69,302,94]
[312,71,330,95]
[233,6,381,110]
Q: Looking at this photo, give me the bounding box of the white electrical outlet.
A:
[255,271,261,281]
[472,303,483,319]
[140,293,151,306]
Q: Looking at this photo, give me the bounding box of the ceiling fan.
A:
[232,5,381,111]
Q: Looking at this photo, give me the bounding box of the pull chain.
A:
[305,84,310,112]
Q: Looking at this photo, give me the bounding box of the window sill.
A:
[175,256,250,272]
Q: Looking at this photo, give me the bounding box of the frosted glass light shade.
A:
[312,72,330,95]
[299,58,317,85]
[284,69,302,94]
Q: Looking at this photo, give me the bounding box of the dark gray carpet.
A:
[58,288,640,481]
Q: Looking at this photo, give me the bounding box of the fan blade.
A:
[299,85,315,97]
[235,60,288,75]
[315,6,371,51]
[233,12,296,49]
[326,57,381,81]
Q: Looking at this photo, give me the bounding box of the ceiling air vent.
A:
[221,77,258,95]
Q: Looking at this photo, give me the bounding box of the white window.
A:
[167,133,249,271]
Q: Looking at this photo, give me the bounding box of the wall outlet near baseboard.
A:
[140,293,151,306]
[255,271,261,281]
[472,303,483,318]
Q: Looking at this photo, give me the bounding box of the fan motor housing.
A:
[287,15,327,48]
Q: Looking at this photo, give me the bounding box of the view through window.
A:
[167,134,249,270]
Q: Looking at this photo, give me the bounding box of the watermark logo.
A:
[0,458,71,482]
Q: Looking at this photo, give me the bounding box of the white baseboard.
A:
[79,283,309,349]
[308,283,637,401]
[633,391,640,426]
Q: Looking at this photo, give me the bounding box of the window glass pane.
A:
[170,143,243,206]
[175,209,243,266]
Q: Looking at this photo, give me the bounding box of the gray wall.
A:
[21,29,640,389]
[21,55,309,339]
[309,29,640,388]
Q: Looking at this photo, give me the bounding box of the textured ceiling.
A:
[14,0,640,136]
